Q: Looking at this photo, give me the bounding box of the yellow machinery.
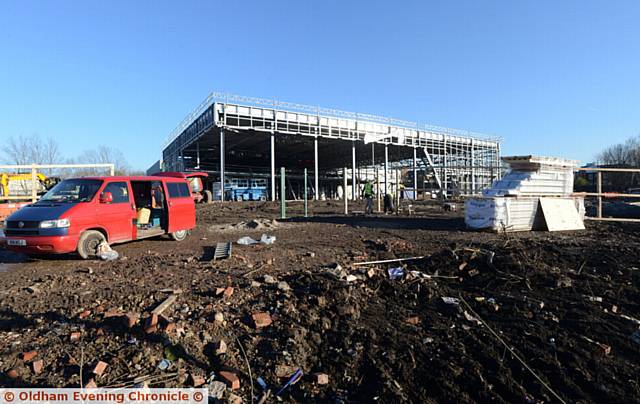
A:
[0,173,58,199]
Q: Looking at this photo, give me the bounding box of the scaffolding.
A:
[162,92,502,197]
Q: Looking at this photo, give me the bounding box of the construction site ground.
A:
[1,200,639,403]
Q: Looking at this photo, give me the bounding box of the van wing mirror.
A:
[100,192,113,204]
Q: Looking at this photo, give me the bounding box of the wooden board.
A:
[539,198,585,231]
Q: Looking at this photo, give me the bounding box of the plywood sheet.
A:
[539,198,585,231]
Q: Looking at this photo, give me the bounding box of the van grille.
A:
[6,221,40,229]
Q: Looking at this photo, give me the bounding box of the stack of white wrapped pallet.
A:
[465,156,585,232]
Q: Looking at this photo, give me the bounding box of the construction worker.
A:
[362,180,374,214]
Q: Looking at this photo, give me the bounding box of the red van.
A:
[1,174,196,258]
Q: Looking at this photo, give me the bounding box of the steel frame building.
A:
[162,92,501,200]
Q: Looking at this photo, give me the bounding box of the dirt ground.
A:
[1,200,639,403]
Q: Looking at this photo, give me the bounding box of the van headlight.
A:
[40,219,71,228]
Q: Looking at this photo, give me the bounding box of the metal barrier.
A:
[0,163,115,203]
[575,167,640,222]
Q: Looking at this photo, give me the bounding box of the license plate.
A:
[7,239,27,246]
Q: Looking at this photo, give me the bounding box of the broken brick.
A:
[147,313,158,327]
[219,371,240,390]
[190,374,205,387]
[92,361,108,377]
[164,322,176,333]
[252,312,272,328]
[314,373,329,385]
[70,332,82,342]
[223,287,234,298]
[144,314,159,333]
[405,316,421,325]
[32,359,44,374]
[7,368,19,379]
[85,379,97,388]
[124,312,140,328]
[22,350,38,362]
[79,310,91,319]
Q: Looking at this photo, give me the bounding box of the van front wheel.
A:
[170,230,188,241]
[77,230,106,259]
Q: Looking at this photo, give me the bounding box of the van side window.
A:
[167,182,191,198]
[178,183,190,197]
[103,182,130,203]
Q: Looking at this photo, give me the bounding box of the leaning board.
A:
[539,197,585,231]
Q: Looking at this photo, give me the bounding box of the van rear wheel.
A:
[77,230,106,259]
[170,230,188,241]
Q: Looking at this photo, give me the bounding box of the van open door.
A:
[164,180,196,235]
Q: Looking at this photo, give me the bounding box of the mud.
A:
[0,200,639,403]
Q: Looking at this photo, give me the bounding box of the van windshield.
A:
[38,179,103,203]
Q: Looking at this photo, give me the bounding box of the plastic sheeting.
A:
[465,196,585,232]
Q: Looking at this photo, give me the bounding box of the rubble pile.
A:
[0,202,639,403]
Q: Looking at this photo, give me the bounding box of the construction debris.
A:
[213,242,232,260]
[0,201,638,403]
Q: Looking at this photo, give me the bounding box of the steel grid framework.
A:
[162,92,502,196]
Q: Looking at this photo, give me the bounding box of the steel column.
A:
[384,144,389,195]
[351,142,356,201]
[304,168,308,217]
[270,133,275,201]
[196,142,200,169]
[413,147,417,200]
[219,129,225,202]
[371,143,375,166]
[314,137,319,200]
[376,167,381,212]
[280,167,286,219]
[471,139,476,194]
[343,167,348,215]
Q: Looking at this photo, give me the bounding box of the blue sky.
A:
[1,1,639,170]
